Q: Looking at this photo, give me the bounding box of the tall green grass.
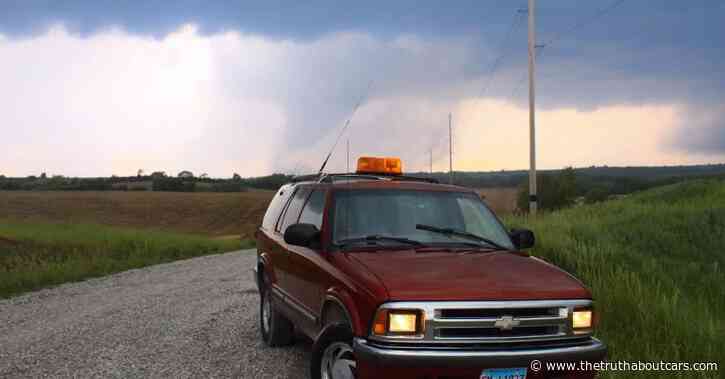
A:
[506,180,724,378]
[0,220,251,298]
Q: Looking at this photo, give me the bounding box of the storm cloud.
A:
[1,1,724,176]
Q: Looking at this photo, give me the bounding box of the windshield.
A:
[332,189,514,249]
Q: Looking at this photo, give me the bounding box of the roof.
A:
[289,173,472,192]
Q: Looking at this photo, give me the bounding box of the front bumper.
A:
[355,337,606,368]
[354,337,606,377]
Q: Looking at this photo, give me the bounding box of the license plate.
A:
[480,367,527,379]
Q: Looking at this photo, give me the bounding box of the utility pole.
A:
[448,113,453,184]
[528,0,538,215]
[346,139,350,173]
[430,148,433,174]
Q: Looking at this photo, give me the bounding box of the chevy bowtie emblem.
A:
[494,315,520,331]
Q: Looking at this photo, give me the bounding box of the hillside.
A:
[411,163,725,191]
[0,191,275,238]
[507,179,724,378]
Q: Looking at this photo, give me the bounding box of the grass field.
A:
[0,190,273,298]
[507,179,724,378]
[0,221,249,298]
[0,190,274,238]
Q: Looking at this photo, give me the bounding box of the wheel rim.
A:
[320,342,356,379]
[262,291,271,334]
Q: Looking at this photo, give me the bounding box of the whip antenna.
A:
[318,80,374,174]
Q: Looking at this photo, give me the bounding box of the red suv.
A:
[254,157,606,379]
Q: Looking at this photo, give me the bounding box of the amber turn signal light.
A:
[373,309,387,335]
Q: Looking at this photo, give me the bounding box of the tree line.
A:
[0,171,294,192]
[1,164,724,200]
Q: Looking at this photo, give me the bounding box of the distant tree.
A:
[199,173,208,179]
[245,173,295,190]
[40,172,47,179]
[152,177,195,192]
[177,170,194,178]
[556,167,577,206]
[232,173,241,180]
[151,171,166,178]
[584,187,610,204]
[137,169,144,177]
[517,167,578,212]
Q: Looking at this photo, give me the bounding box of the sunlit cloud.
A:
[0,24,723,178]
[454,100,724,171]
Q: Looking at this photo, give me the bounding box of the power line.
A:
[542,0,627,47]
[508,0,627,100]
[478,7,527,98]
[510,45,544,100]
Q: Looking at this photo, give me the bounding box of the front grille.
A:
[432,303,568,342]
[437,326,559,339]
[439,307,559,319]
[370,300,592,345]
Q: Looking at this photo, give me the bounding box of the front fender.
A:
[258,252,277,287]
[323,288,365,337]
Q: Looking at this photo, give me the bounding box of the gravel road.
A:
[0,250,311,378]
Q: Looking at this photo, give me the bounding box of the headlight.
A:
[572,309,593,329]
[372,309,423,337]
[389,312,418,333]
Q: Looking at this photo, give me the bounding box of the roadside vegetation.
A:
[0,221,250,298]
[507,179,725,378]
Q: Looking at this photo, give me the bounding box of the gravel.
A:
[0,250,310,378]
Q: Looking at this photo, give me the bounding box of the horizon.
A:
[4,161,725,180]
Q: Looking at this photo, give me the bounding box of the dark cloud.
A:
[670,106,725,154]
[1,0,725,162]
[0,0,514,40]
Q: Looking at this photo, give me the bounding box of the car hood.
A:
[347,250,590,301]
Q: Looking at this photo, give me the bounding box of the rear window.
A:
[261,186,293,231]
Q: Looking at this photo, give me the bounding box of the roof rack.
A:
[290,173,438,184]
[290,174,323,183]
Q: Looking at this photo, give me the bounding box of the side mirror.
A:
[510,228,535,250]
[284,223,320,248]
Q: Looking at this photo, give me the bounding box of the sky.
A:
[1,0,724,177]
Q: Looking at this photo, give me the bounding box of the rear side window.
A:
[261,186,293,230]
[278,188,311,234]
[299,189,326,230]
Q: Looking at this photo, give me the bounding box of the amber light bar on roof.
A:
[356,156,403,175]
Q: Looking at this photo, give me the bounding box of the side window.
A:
[299,189,326,230]
[278,188,311,234]
[261,186,292,230]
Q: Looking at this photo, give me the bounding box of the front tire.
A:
[310,323,356,379]
[259,278,294,347]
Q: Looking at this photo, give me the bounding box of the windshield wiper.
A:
[415,224,510,251]
[336,235,424,249]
